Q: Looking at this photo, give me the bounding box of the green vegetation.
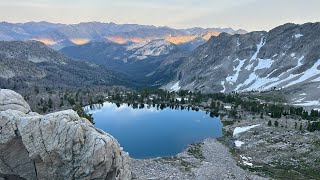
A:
[274,121,279,127]
[158,157,195,172]
[19,85,320,132]
[187,143,205,160]
[105,89,320,132]
[73,104,95,124]
[248,163,320,180]
[222,121,235,126]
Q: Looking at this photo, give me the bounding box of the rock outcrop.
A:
[0,89,131,180]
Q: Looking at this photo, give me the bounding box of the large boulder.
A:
[0,89,31,114]
[0,89,131,180]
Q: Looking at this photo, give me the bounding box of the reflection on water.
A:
[86,102,223,159]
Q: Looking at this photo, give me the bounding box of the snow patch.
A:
[235,140,245,147]
[254,58,274,71]
[294,97,306,103]
[311,76,320,82]
[240,155,253,167]
[235,73,258,91]
[170,81,181,92]
[249,37,266,62]
[294,100,320,106]
[297,56,304,67]
[263,74,299,90]
[295,34,304,39]
[237,38,241,46]
[246,76,278,91]
[245,63,254,71]
[266,69,277,78]
[284,59,320,88]
[236,56,308,91]
[233,124,261,136]
[226,58,246,84]
[244,37,266,71]
[212,64,222,70]
[220,81,226,93]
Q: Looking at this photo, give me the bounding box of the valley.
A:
[1,20,320,180]
[59,40,187,87]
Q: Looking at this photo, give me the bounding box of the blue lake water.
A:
[86,102,223,159]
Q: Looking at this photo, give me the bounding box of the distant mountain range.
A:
[0,41,133,89]
[164,22,320,106]
[0,21,247,50]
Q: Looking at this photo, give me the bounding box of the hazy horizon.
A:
[1,20,318,32]
[1,0,320,31]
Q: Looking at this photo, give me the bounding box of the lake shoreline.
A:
[131,137,266,179]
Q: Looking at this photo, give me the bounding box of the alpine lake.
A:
[85,102,223,159]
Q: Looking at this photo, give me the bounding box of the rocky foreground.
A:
[0,89,131,180]
[132,139,266,180]
[222,113,320,179]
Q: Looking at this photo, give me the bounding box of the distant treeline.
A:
[105,89,320,131]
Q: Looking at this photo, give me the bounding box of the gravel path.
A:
[131,138,267,180]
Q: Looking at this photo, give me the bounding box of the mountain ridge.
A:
[164,22,320,106]
[0,40,135,90]
[0,21,247,49]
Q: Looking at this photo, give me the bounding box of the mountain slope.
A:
[60,40,187,86]
[165,22,320,105]
[0,41,133,89]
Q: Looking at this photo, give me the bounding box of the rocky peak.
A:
[164,22,320,104]
[0,89,131,180]
[127,40,177,60]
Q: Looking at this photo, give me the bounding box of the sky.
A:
[0,0,320,31]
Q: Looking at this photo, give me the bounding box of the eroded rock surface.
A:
[0,89,31,114]
[0,89,131,180]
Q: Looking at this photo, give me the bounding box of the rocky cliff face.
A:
[0,89,131,180]
[165,22,320,105]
